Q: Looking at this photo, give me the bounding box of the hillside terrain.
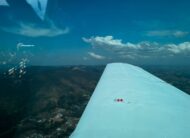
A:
[0,65,190,138]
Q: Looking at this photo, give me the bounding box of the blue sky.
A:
[0,0,190,65]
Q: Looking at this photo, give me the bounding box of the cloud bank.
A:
[83,36,190,61]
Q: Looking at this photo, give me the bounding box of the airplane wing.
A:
[70,63,190,138]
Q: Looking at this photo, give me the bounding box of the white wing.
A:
[26,0,48,20]
[70,63,190,138]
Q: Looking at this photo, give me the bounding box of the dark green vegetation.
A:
[0,65,190,138]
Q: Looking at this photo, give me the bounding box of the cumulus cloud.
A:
[83,36,155,52]
[146,30,189,37]
[165,42,190,54]
[88,52,105,60]
[1,23,69,37]
[83,36,126,48]
[83,36,150,50]
[83,36,190,60]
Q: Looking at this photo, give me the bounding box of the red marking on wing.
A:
[115,98,124,102]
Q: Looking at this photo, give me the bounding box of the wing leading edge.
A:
[70,63,190,138]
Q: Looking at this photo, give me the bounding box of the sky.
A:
[0,0,190,66]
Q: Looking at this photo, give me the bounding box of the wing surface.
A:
[70,63,190,138]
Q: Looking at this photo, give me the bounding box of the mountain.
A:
[0,65,189,138]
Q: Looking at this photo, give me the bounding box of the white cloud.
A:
[146,30,189,37]
[83,36,126,48]
[83,36,190,60]
[88,52,105,60]
[83,36,147,50]
[0,0,9,6]
[166,42,190,54]
[1,23,69,37]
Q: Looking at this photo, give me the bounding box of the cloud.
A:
[1,23,69,37]
[88,52,105,60]
[83,36,126,48]
[83,36,190,60]
[146,30,189,37]
[0,0,9,6]
[165,42,190,54]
